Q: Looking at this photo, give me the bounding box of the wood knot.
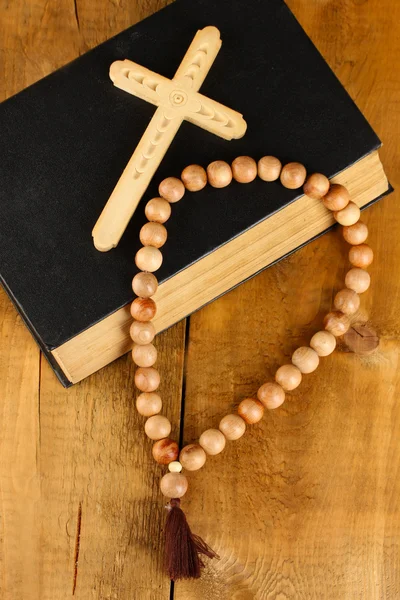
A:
[342,322,380,355]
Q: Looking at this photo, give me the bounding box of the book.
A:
[0,0,390,387]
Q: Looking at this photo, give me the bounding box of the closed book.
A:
[0,0,390,386]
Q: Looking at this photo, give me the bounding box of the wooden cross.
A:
[92,26,247,252]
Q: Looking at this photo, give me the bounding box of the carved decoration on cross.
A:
[93,26,247,252]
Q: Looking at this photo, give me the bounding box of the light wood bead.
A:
[132,343,157,367]
[144,415,171,440]
[322,183,350,211]
[145,197,171,223]
[160,472,188,498]
[324,311,351,337]
[303,173,330,200]
[136,392,162,417]
[219,414,246,440]
[334,288,360,315]
[130,297,156,322]
[292,347,319,374]
[349,244,374,268]
[280,162,307,189]
[342,221,368,245]
[135,246,163,273]
[310,331,337,357]
[345,268,371,294]
[158,177,185,203]
[152,438,179,465]
[199,429,226,455]
[134,367,160,392]
[275,364,302,391]
[179,444,207,471]
[139,222,167,249]
[207,160,233,188]
[257,382,285,409]
[257,156,282,182]
[168,461,183,473]
[334,201,361,226]
[181,164,207,191]
[237,398,264,424]
[130,320,156,345]
[132,272,158,298]
[232,156,257,183]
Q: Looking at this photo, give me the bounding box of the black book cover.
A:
[0,0,386,386]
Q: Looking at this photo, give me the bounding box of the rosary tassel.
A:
[164,498,219,580]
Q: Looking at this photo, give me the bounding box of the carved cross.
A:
[93,26,247,252]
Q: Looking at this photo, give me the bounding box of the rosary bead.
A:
[291,347,320,374]
[132,343,157,367]
[168,461,183,473]
[152,438,179,464]
[280,162,307,189]
[145,197,172,223]
[257,382,285,409]
[334,288,360,315]
[345,267,371,293]
[334,201,361,226]
[134,367,160,392]
[145,415,171,440]
[303,173,330,200]
[219,414,246,440]
[275,364,302,391]
[199,429,226,455]
[322,183,350,211]
[207,160,233,188]
[139,222,167,249]
[158,177,185,203]
[342,221,368,245]
[132,272,158,298]
[136,392,162,416]
[130,297,157,322]
[232,156,258,183]
[349,243,374,268]
[257,156,282,182]
[181,164,207,191]
[160,472,188,498]
[130,320,156,345]
[179,444,207,471]
[324,311,350,337]
[135,246,163,273]
[237,398,265,424]
[310,331,337,357]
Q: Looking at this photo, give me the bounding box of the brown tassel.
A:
[164,498,219,580]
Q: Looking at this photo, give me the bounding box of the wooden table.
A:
[1,1,399,598]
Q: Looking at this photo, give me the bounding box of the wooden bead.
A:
[179,444,207,471]
[275,364,302,391]
[324,311,350,337]
[345,267,371,294]
[132,272,158,298]
[130,320,156,345]
[181,164,207,191]
[219,414,246,440]
[136,392,162,417]
[199,429,226,455]
[342,221,368,245]
[280,162,307,189]
[168,461,183,472]
[334,288,360,315]
[134,367,160,392]
[130,297,156,322]
[257,382,285,409]
[343,323,380,356]
[206,160,233,188]
[160,472,188,498]
[135,246,163,273]
[152,438,179,464]
[144,415,171,440]
[349,244,373,268]
[132,343,157,367]
[145,197,171,223]
[237,398,264,424]
[292,347,319,374]
[158,177,185,203]
[310,331,337,357]
[334,201,361,226]
[322,184,350,211]
[257,156,282,182]
[303,173,330,199]
[139,222,167,249]
[232,156,257,183]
